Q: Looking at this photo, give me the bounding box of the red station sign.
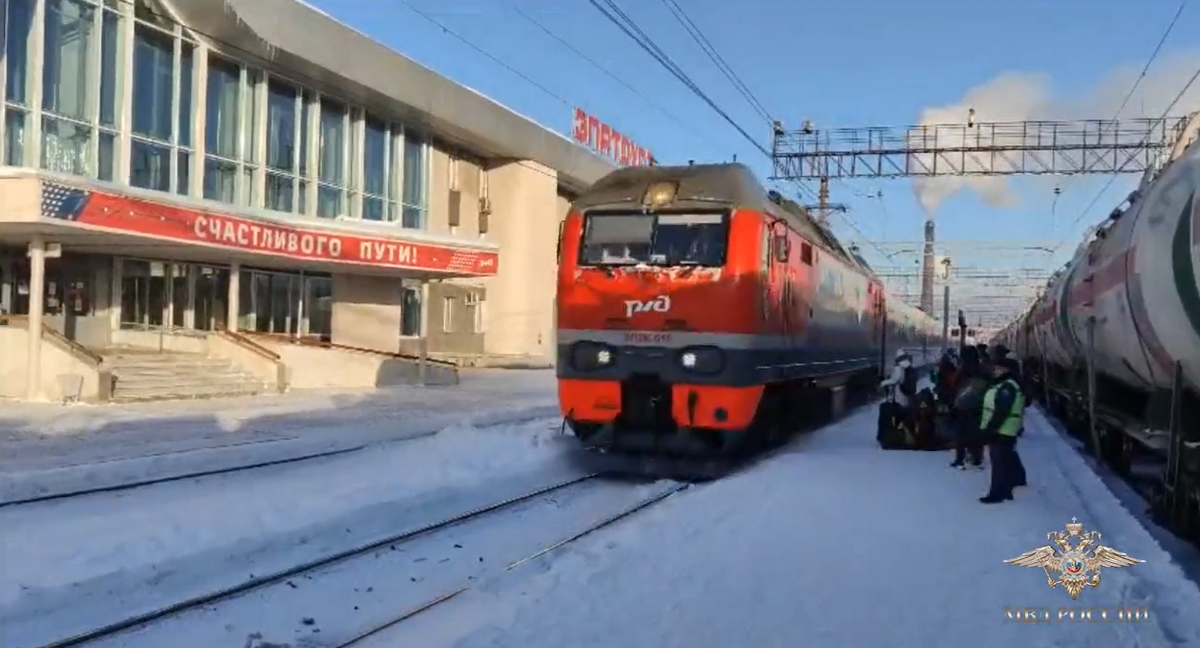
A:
[39,182,499,276]
[572,107,656,167]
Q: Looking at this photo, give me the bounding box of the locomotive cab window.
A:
[800,241,814,266]
[578,211,729,268]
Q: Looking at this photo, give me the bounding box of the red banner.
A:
[572,107,655,167]
[53,187,499,276]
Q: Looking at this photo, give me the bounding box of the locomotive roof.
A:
[572,162,767,210]
[572,162,869,275]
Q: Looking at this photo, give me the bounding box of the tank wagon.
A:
[992,138,1200,540]
[555,162,942,463]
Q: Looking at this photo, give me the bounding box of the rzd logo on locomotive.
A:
[624,295,671,318]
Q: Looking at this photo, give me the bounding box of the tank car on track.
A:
[555,163,942,463]
[992,137,1200,539]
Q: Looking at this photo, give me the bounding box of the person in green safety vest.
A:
[979,356,1027,504]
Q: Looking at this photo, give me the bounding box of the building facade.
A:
[0,0,612,400]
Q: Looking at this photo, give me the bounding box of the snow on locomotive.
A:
[555,162,941,457]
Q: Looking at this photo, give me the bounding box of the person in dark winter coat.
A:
[989,344,1028,485]
[935,349,959,408]
[976,344,993,373]
[979,357,1028,503]
[950,347,987,469]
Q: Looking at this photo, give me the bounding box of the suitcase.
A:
[877,399,915,449]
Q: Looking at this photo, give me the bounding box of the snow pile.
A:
[0,416,584,648]
[382,405,1200,648]
[0,369,559,474]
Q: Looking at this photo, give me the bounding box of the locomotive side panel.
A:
[806,245,878,375]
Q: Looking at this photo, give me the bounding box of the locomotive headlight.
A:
[676,345,724,374]
[570,342,617,371]
[643,181,678,209]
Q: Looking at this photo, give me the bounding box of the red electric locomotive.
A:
[555,163,939,459]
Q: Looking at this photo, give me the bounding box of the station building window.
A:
[204,54,259,206]
[265,78,309,215]
[131,11,193,194]
[361,114,388,221]
[4,254,103,318]
[237,268,332,338]
[400,130,427,228]
[1,0,121,178]
[316,97,350,218]
[4,0,35,166]
[400,280,422,337]
[42,0,95,176]
[0,0,432,231]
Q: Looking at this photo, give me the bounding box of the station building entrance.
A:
[0,253,332,340]
[0,171,499,402]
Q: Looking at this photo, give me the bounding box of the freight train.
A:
[991,135,1200,539]
[555,162,943,460]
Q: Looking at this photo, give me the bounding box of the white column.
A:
[26,236,46,401]
[227,263,240,332]
[23,0,46,168]
[189,42,209,198]
[418,279,430,384]
[115,0,135,182]
[109,257,122,336]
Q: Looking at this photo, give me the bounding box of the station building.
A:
[0,0,613,402]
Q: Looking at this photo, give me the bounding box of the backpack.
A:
[899,366,917,397]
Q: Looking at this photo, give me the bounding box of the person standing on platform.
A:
[951,347,986,469]
[979,357,1027,504]
[990,344,1029,486]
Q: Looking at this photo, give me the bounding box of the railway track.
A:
[0,443,370,507]
[18,407,845,648]
[330,481,689,648]
[2,414,559,508]
[28,472,610,648]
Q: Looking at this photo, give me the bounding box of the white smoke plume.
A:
[910,50,1200,216]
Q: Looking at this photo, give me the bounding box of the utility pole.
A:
[941,283,950,349]
[818,177,829,225]
[803,176,847,227]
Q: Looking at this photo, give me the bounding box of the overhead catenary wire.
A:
[400,0,571,108]
[1050,58,1200,255]
[585,1,818,199]
[1049,0,1189,255]
[647,1,888,254]
[658,0,773,126]
[586,0,771,160]
[507,3,724,153]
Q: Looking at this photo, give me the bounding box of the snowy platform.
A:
[367,405,1200,648]
[0,368,559,475]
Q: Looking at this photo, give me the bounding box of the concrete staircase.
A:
[99,348,267,403]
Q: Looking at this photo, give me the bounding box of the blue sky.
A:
[310,0,1198,323]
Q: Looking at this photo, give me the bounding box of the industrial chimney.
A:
[920,218,936,314]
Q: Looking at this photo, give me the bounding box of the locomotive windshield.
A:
[579,212,728,267]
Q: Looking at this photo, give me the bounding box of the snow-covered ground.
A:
[0,416,587,648]
[8,364,1197,648]
[82,477,682,648]
[354,405,1200,648]
[0,369,558,500]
